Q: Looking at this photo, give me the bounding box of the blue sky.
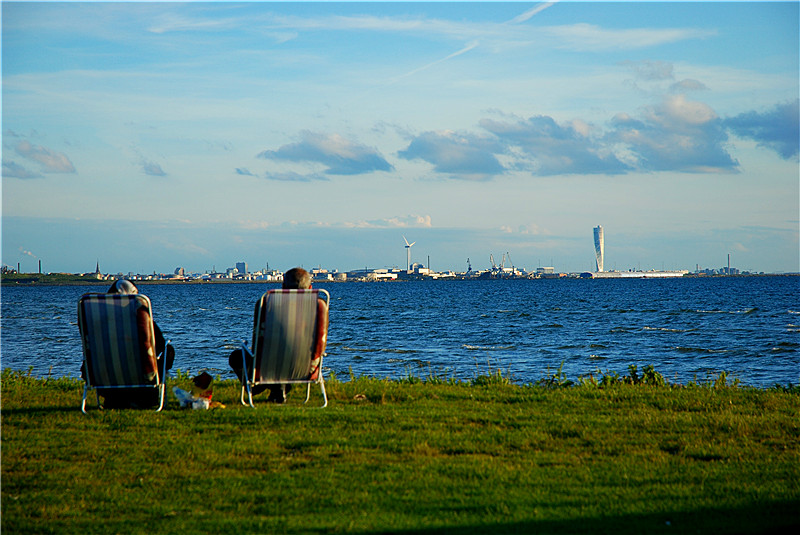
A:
[3,1,798,275]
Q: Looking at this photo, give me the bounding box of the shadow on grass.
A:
[1,405,84,416]
[361,501,799,535]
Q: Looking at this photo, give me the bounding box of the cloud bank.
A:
[240,92,793,183]
[725,100,799,160]
[257,131,393,177]
[397,131,506,181]
[142,160,167,176]
[2,141,76,178]
[397,91,749,179]
[2,160,44,179]
[15,141,76,173]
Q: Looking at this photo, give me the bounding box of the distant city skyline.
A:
[8,237,772,278]
[3,2,798,275]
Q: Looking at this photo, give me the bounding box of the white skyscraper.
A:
[593,225,604,272]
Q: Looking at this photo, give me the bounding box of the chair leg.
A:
[241,382,255,408]
[319,377,328,408]
[155,347,168,412]
[81,384,89,414]
[155,384,165,412]
[240,345,256,408]
[239,382,256,409]
[81,385,106,413]
[301,378,328,408]
[241,384,256,407]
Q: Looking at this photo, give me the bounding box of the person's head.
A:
[108,279,138,295]
[282,267,311,289]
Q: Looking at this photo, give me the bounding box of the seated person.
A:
[81,280,175,409]
[229,267,328,403]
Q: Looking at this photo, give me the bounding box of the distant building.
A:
[236,262,248,275]
[174,267,185,276]
[410,262,429,275]
[367,269,398,281]
[593,225,604,272]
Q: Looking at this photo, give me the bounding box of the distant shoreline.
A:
[2,272,797,287]
[0,275,283,287]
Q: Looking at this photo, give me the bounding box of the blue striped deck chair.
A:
[240,289,330,408]
[78,293,170,413]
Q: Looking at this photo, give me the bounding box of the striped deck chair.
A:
[78,293,170,413]
[240,289,330,408]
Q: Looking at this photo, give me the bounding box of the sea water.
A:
[1,276,798,387]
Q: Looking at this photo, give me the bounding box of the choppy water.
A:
[1,277,798,387]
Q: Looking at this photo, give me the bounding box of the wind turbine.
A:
[403,236,416,272]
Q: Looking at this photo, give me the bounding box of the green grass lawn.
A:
[2,369,798,534]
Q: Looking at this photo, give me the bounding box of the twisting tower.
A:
[593,225,604,272]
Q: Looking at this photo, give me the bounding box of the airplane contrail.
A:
[508,2,558,25]
[348,1,559,104]
[391,40,480,83]
[393,1,558,82]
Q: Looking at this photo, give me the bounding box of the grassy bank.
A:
[2,369,798,534]
[1,272,109,285]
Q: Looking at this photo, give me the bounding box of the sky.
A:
[2,1,798,275]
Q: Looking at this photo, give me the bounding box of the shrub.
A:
[535,361,574,389]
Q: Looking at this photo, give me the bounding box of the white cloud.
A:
[398,130,505,181]
[258,131,393,176]
[519,224,551,236]
[725,100,799,160]
[546,23,716,51]
[14,141,75,173]
[344,215,432,229]
[147,13,241,35]
[624,60,675,81]
[238,220,271,230]
[670,79,708,93]
[262,171,327,182]
[658,94,718,126]
[608,94,737,173]
[480,115,629,176]
[142,160,167,176]
[2,160,43,179]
